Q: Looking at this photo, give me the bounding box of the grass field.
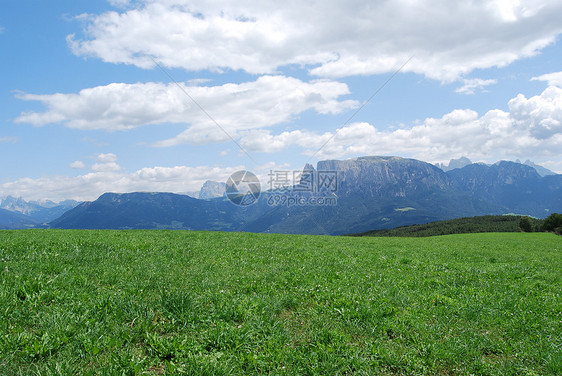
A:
[0,230,560,375]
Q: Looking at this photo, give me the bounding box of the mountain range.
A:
[435,156,473,172]
[0,178,228,229]
[0,196,79,229]
[47,156,561,235]
[436,156,556,176]
[0,208,38,230]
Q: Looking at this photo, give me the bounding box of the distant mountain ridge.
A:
[436,157,472,171]
[448,161,562,217]
[50,192,241,230]
[517,159,556,177]
[0,208,38,229]
[0,196,79,226]
[436,157,555,176]
[48,156,561,235]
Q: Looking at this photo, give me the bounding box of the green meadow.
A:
[0,230,560,375]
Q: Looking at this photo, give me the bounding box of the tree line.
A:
[522,212,562,235]
[355,214,562,237]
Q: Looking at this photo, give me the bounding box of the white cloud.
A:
[456,78,498,95]
[495,0,522,22]
[15,76,357,145]
[107,0,132,7]
[91,153,121,172]
[240,129,331,153]
[70,161,86,169]
[239,86,562,171]
[509,86,562,139]
[532,71,562,87]
[0,136,18,143]
[0,149,299,201]
[0,163,245,202]
[91,162,122,172]
[96,153,118,163]
[0,26,4,34]
[67,0,562,81]
[4,82,562,202]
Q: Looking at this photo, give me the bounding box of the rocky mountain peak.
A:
[315,156,450,198]
[199,180,226,200]
[436,156,472,172]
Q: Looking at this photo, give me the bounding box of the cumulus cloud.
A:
[532,71,562,87]
[509,86,562,139]
[67,0,562,81]
[0,163,245,202]
[15,76,357,145]
[4,85,562,201]
[69,160,86,169]
[91,153,121,172]
[456,78,498,95]
[240,129,331,153]
[240,86,562,171]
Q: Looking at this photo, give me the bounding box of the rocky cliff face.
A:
[447,161,560,217]
[520,160,556,177]
[448,161,540,191]
[199,181,226,200]
[318,156,451,198]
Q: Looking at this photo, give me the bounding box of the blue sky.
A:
[1,0,562,201]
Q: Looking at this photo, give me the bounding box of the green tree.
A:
[542,213,562,234]
[519,217,533,232]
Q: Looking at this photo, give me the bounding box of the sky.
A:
[1,0,562,202]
